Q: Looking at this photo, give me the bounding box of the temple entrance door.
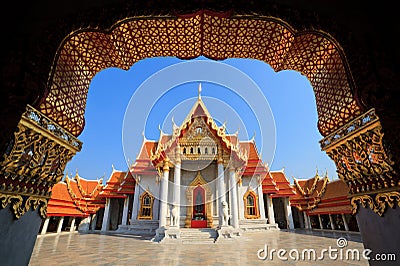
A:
[191,185,207,228]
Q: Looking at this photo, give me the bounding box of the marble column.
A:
[172,153,181,227]
[159,160,170,228]
[329,214,335,230]
[91,213,98,230]
[217,158,226,226]
[131,180,140,222]
[318,214,324,229]
[121,195,130,226]
[70,218,76,232]
[303,212,310,229]
[257,177,266,220]
[101,198,111,231]
[342,213,349,231]
[57,216,64,233]
[284,198,294,230]
[266,195,276,224]
[41,217,50,235]
[229,166,239,228]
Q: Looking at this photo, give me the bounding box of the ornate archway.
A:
[185,171,213,228]
[0,4,399,264]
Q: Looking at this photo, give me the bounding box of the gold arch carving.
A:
[185,171,213,228]
[40,10,360,137]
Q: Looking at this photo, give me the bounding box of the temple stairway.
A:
[239,219,278,231]
[178,228,218,244]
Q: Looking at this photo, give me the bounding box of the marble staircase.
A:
[239,219,279,231]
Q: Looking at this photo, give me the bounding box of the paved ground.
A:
[29,229,368,265]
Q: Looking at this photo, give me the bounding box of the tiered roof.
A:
[307,179,351,215]
[98,167,128,199]
[290,171,329,212]
[47,174,105,217]
[47,182,86,217]
[270,169,296,198]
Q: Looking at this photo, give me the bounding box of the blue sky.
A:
[64,56,337,183]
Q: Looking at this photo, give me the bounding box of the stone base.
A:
[215,226,242,242]
[152,227,166,242]
[164,227,181,240]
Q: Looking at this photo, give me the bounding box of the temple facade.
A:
[103,85,284,241]
[39,85,360,240]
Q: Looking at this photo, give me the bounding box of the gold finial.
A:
[198,82,202,100]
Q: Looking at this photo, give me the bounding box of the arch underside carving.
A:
[39,10,361,137]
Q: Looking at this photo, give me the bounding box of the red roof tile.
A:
[99,170,127,198]
[270,171,296,197]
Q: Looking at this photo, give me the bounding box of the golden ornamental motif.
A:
[321,109,398,195]
[351,191,400,216]
[0,192,47,219]
[0,105,81,201]
[41,11,361,137]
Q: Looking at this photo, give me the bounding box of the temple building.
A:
[40,85,359,240]
[102,84,285,241]
[39,173,105,235]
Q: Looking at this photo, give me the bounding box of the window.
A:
[212,147,215,154]
[139,191,154,220]
[205,147,208,154]
[190,147,194,154]
[198,147,201,154]
[183,147,186,154]
[244,191,259,219]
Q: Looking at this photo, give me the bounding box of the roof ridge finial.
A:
[112,164,115,171]
[198,82,202,101]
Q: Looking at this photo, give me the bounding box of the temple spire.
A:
[198,82,202,101]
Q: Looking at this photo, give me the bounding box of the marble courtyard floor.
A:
[29,229,368,265]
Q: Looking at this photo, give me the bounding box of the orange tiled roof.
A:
[130,140,158,175]
[65,175,106,214]
[117,171,136,195]
[98,169,127,198]
[270,170,296,197]
[47,182,86,217]
[307,179,351,215]
[290,172,329,211]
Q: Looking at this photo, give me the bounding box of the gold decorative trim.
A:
[185,171,213,228]
[138,190,154,220]
[0,192,48,219]
[1,105,81,199]
[351,191,400,216]
[321,109,398,195]
[243,190,260,219]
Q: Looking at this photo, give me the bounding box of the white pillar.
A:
[257,178,266,220]
[121,196,130,226]
[318,214,323,229]
[70,218,76,232]
[101,198,111,231]
[159,160,170,228]
[91,213,98,230]
[41,217,50,235]
[303,212,310,229]
[329,214,335,230]
[217,158,226,226]
[229,166,239,228]
[57,216,64,233]
[266,195,276,224]
[342,214,349,231]
[132,181,140,222]
[284,198,294,230]
[172,156,181,227]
